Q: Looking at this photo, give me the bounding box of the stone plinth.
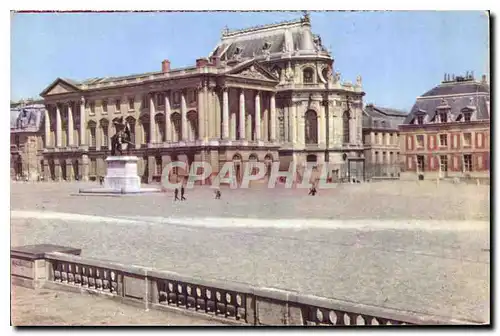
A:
[104,156,141,193]
[78,156,161,195]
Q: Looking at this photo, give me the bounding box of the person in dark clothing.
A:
[174,188,180,201]
[180,186,186,201]
[214,189,221,199]
[308,184,317,196]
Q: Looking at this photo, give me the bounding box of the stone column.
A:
[255,91,261,141]
[203,84,210,140]
[149,93,155,144]
[262,96,269,142]
[56,104,62,147]
[67,103,74,147]
[297,103,305,145]
[327,102,335,148]
[198,85,205,140]
[350,110,356,145]
[44,107,51,147]
[290,103,297,143]
[222,87,229,140]
[230,110,237,140]
[270,93,276,142]
[319,103,326,145]
[239,89,246,140]
[181,90,188,141]
[66,159,74,181]
[80,97,86,146]
[164,92,172,142]
[284,105,289,142]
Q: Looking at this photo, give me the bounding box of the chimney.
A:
[196,58,210,68]
[161,59,171,73]
[481,74,487,83]
[471,70,474,79]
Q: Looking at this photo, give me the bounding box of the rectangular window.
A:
[417,115,424,125]
[416,135,424,148]
[90,127,96,147]
[417,155,425,172]
[173,91,180,104]
[464,112,472,122]
[90,159,97,175]
[90,102,95,115]
[374,151,379,164]
[440,155,448,172]
[102,127,109,147]
[157,93,164,106]
[102,100,108,113]
[439,134,448,147]
[15,135,20,147]
[439,112,447,123]
[463,154,472,172]
[128,97,134,110]
[115,99,121,112]
[142,95,149,109]
[463,133,472,147]
[187,90,196,103]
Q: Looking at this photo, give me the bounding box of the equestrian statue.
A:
[110,116,134,156]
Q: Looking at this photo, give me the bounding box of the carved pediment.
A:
[40,78,81,97]
[227,61,279,82]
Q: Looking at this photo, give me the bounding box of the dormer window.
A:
[262,42,271,51]
[463,111,472,122]
[439,111,447,123]
[234,47,242,55]
[417,115,424,125]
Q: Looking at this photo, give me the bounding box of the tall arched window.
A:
[154,113,166,142]
[99,119,109,147]
[343,110,350,144]
[139,115,150,144]
[88,120,97,147]
[171,112,182,142]
[305,110,318,144]
[303,68,314,84]
[187,110,199,141]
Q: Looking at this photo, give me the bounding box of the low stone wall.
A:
[11,244,481,326]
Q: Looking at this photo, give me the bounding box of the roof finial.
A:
[222,25,229,36]
[302,10,310,24]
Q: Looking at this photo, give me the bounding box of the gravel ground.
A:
[10,181,491,324]
[11,285,224,326]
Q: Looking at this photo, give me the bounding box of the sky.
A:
[10,10,489,111]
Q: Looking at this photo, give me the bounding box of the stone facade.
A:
[362,104,407,179]
[10,100,45,181]
[39,14,366,183]
[399,72,490,181]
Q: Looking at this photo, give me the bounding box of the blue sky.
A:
[11,11,489,110]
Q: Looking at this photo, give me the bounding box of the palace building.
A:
[362,104,407,179]
[399,72,490,181]
[10,99,45,181]
[39,13,366,183]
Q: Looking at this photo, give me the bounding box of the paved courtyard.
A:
[11,285,223,326]
[10,181,490,324]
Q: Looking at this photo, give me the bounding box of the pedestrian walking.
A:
[214,189,221,199]
[174,188,180,201]
[180,185,186,201]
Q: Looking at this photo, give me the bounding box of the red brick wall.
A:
[427,154,434,171]
[406,155,414,171]
[450,133,461,150]
[406,135,413,151]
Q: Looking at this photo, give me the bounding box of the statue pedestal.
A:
[104,156,141,193]
[77,155,161,195]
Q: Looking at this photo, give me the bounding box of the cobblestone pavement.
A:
[10,181,490,324]
[11,285,224,326]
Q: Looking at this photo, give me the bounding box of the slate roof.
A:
[404,79,490,124]
[11,103,45,133]
[211,15,328,61]
[363,104,408,130]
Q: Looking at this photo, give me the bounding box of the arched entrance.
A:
[248,153,259,177]
[73,159,80,181]
[61,162,67,181]
[49,159,56,181]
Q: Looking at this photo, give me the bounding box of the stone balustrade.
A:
[11,244,478,326]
